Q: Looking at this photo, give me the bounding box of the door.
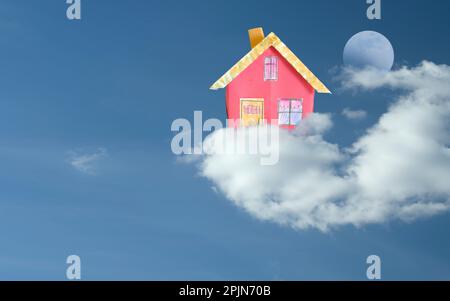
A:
[240,98,264,127]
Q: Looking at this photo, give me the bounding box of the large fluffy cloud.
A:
[195,61,450,231]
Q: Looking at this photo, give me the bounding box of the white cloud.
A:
[67,147,108,175]
[192,61,450,232]
[342,108,367,120]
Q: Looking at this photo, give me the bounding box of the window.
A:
[278,99,303,126]
[264,56,278,81]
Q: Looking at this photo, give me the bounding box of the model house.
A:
[210,28,331,129]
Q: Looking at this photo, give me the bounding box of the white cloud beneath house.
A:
[342,108,367,120]
[67,147,108,175]
[191,61,450,232]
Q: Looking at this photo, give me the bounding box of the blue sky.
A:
[0,0,450,280]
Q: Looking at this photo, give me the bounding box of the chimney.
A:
[248,27,265,49]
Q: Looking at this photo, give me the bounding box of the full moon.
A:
[343,31,394,72]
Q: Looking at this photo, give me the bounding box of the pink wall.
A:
[226,47,315,129]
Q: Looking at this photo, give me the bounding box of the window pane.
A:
[278,112,290,125]
[264,68,270,80]
[264,57,271,80]
[291,100,302,112]
[278,100,290,112]
[290,112,302,125]
[271,57,278,80]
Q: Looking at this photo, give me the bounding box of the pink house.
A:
[210,28,331,129]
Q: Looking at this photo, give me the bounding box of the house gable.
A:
[210,32,331,94]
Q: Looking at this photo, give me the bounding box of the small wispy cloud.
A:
[342,108,368,120]
[67,147,108,175]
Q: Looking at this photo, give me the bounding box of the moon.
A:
[343,31,394,72]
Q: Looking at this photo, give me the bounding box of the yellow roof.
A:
[210,32,331,94]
